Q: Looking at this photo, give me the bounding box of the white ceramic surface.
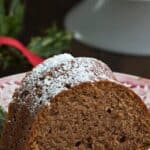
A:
[65,0,150,55]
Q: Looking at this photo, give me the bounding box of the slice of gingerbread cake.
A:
[1,54,150,150]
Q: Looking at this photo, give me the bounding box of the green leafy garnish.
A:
[0,0,73,73]
[0,0,27,72]
[0,106,7,136]
[28,26,73,58]
[0,0,24,37]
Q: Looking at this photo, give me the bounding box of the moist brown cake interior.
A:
[2,81,150,150]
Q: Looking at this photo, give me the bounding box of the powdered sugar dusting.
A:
[32,54,74,75]
[14,54,115,112]
[0,70,150,112]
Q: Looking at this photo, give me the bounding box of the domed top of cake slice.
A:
[13,54,115,113]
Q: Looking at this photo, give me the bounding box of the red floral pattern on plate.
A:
[0,73,150,111]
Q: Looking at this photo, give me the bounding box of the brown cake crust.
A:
[1,81,150,150]
[1,54,150,149]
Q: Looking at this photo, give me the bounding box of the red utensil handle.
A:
[0,36,44,66]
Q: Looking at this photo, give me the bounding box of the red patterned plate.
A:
[0,72,149,111]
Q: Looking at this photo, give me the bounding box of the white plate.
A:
[0,72,149,111]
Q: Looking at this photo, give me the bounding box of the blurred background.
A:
[0,0,150,77]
